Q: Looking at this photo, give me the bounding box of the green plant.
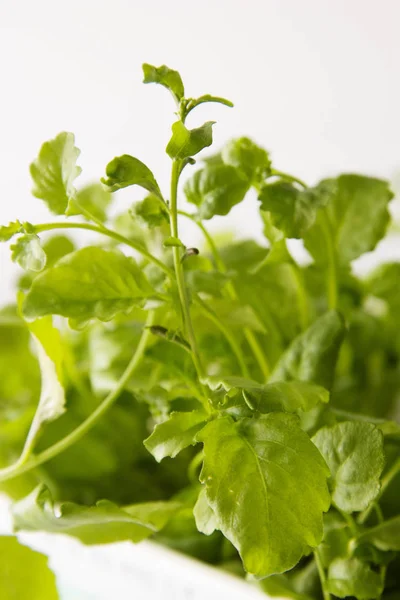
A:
[0,63,399,599]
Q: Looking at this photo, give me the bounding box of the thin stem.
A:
[320,210,338,310]
[0,311,156,483]
[178,210,224,271]
[314,549,331,600]
[358,457,400,525]
[169,161,204,379]
[270,169,308,189]
[34,222,173,278]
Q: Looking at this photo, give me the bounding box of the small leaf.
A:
[354,515,400,551]
[30,132,82,215]
[166,121,215,160]
[197,414,330,577]
[184,163,249,219]
[67,182,112,221]
[13,485,181,545]
[193,487,217,535]
[131,194,169,228]
[144,410,207,462]
[23,247,155,323]
[0,536,59,600]
[222,137,271,184]
[148,325,190,350]
[0,220,23,242]
[11,235,47,272]
[163,236,185,248]
[312,421,385,512]
[101,155,163,200]
[326,557,383,600]
[142,63,184,102]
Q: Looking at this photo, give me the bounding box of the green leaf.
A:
[243,381,329,413]
[67,182,112,221]
[30,132,82,215]
[11,235,47,272]
[132,194,169,228]
[22,247,155,323]
[144,410,207,462]
[166,121,215,160]
[163,236,185,248]
[312,422,385,512]
[270,310,345,390]
[101,155,163,199]
[193,487,217,535]
[221,137,271,184]
[184,163,249,219]
[142,63,184,102]
[355,515,400,551]
[13,485,181,545]
[0,220,23,242]
[0,536,59,599]
[326,557,384,600]
[258,182,325,238]
[367,262,400,308]
[305,175,393,265]
[197,414,330,577]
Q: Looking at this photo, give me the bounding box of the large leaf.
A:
[326,557,384,600]
[22,247,155,323]
[30,132,82,215]
[197,414,330,577]
[13,485,181,545]
[166,121,214,160]
[270,311,345,390]
[11,234,47,272]
[221,137,271,184]
[184,163,249,219]
[304,175,393,265]
[0,536,59,599]
[67,182,112,221]
[354,516,400,551]
[142,63,184,102]
[144,410,207,462]
[312,422,385,512]
[101,155,163,200]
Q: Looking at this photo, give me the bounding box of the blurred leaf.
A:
[11,235,47,272]
[67,182,112,221]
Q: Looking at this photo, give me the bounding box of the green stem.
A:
[314,549,331,600]
[358,457,400,525]
[320,210,338,310]
[0,311,156,483]
[169,161,204,379]
[270,169,308,189]
[178,210,270,380]
[34,222,173,278]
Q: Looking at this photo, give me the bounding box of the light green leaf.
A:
[354,515,400,551]
[221,137,271,184]
[30,132,82,215]
[0,536,59,600]
[305,175,393,265]
[0,220,23,242]
[184,163,249,219]
[11,235,47,272]
[197,414,330,577]
[163,236,184,248]
[193,487,217,535]
[144,410,207,462]
[67,182,112,221]
[142,63,184,102]
[270,311,345,390]
[166,121,215,160]
[326,557,383,600]
[312,422,385,512]
[23,247,155,323]
[132,194,169,228]
[243,381,329,413]
[101,155,163,199]
[13,485,181,545]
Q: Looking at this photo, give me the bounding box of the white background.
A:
[1,0,400,303]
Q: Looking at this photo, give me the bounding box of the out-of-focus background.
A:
[1,0,400,304]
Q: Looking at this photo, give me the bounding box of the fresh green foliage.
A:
[0,62,399,599]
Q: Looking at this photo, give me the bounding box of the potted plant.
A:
[0,63,399,600]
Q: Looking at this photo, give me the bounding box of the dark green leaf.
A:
[355,516,400,551]
[67,182,112,221]
[30,132,82,215]
[166,121,215,160]
[142,63,184,102]
[0,221,24,242]
[326,557,383,599]
[0,536,59,599]
[222,137,271,184]
[144,410,207,462]
[197,414,330,577]
[11,235,47,272]
[23,247,155,323]
[184,163,249,219]
[131,194,169,228]
[312,422,385,512]
[13,485,181,544]
[101,155,163,200]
